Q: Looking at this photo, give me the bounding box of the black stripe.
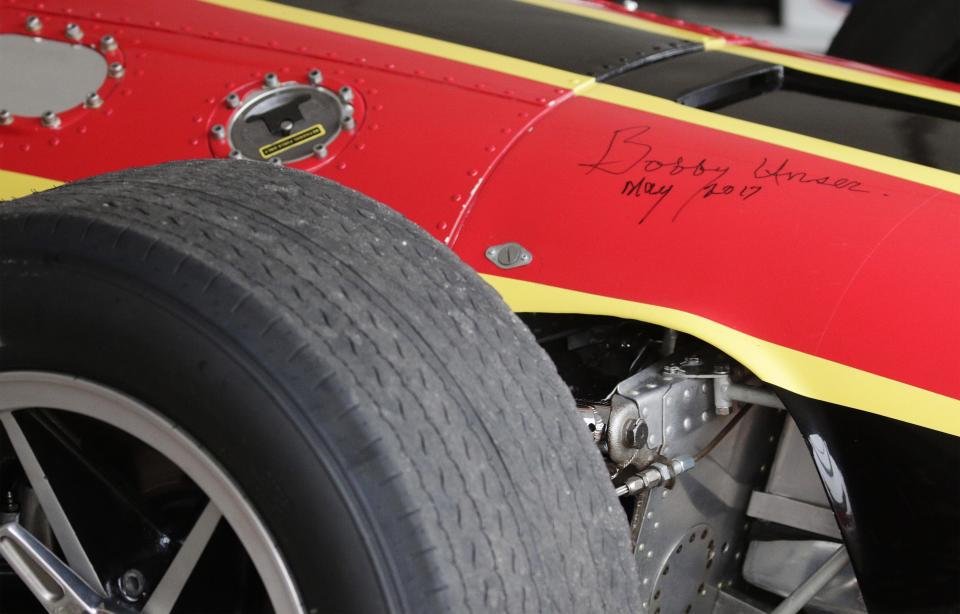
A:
[269,0,700,78]
[608,52,960,173]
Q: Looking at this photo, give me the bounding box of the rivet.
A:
[263,72,279,88]
[108,62,125,79]
[342,116,356,131]
[65,23,83,41]
[339,86,354,103]
[40,111,61,129]
[313,143,328,159]
[269,157,283,167]
[228,149,242,160]
[307,68,323,85]
[225,93,241,109]
[0,110,12,126]
[84,92,103,108]
[25,15,42,33]
[100,34,118,52]
[210,124,226,140]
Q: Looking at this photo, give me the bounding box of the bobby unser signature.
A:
[579,126,872,223]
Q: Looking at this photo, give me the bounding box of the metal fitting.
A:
[99,35,118,53]
[108,62,125,79]
[0,110,12,126]
[225,93,241,109]
[263,72,279,88]
[622,0,639,10]
[228,149,243,160]
[342,116,356,131]
[65,23,83,41]
[279,120,294,134]
[624,419,649,449]
[339,86,354,103]
[40,111,61,129]
[210,124,226,140]
[616,455,695,497]
[25,15,42,33]
[307,68,323,85]
[312,144,329,159]
[268,157,283,167]
[84,92,103,109]
[119,569,147,601]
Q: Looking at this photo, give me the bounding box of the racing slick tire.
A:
[0,160,639,613]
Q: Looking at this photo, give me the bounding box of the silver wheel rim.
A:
[0,371,303,613]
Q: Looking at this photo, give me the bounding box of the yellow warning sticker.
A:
[259,123,326,159]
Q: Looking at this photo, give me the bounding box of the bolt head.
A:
[339,86,354,103]
[0,110,12,126]
[269,157,283,167]
[228,149,243,160]
[84,92,103,108]
[342,116,356,131]
[264,72,279,88]
[65,23,83,41]
[108,62,125,78]
[210,124,226,139]
[307,68,323,85]
[279,120,294,134]
[25,15,42,33]
[225,93,241,108]
[100,34,118,52]
[40,111,61,129]
[313,144,329,159]
[341,103,355,118]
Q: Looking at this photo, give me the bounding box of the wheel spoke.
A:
[0,521,105,614]
[0,413,104,594]
[142,501,222,614]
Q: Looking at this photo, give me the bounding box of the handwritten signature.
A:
[579,126,871,223]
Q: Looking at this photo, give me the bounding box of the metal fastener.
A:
[228,149,243,160]
[485,242,533,269]
[100,35,118,53]
[339,86,354,103]
[225,93,241,109]
[622,0,639,11]
[342,116,356,131]
[279,120,294,134]
[341,103,355,118]
[84,92,103,108]
[269,157,283,167]
[119,569,147,601]
[25,15,42,33]
[41,111,61,129]
[307,68,323,85]
[263,72,279,88]
[108,62,125,78]
[313,144,328,159]
[65,23,83,41]
[0,110,12,126]
[210,124,226,140]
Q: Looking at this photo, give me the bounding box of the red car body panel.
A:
[1,0,958,435]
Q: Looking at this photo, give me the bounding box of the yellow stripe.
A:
[722,45,960,107]
[483,274,960,437]
[515,0,725,49]
[200,0,593,92]
[584,84,960,195]
[0,170,63,200]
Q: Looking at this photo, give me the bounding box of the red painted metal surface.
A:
[1,0,958,404]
